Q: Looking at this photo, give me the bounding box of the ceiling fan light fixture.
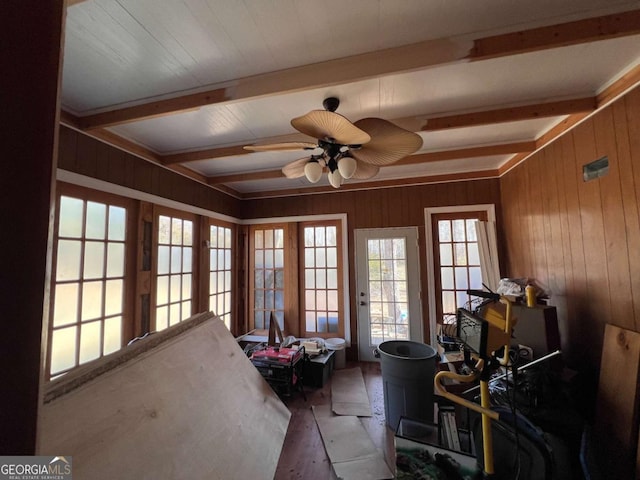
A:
[328,169,343,188]
[304,160,323,183]
[337,156,357,179]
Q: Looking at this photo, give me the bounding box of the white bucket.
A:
[326,338,346,369]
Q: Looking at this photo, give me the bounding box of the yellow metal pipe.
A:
[480,379,495,475]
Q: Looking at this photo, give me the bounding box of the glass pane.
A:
[108,206,126,241]
[158,216,171,244]
[274,229,284,248]
[59,196,84,238]
[106,243,125,277]
[225,250,232,269]
[253,310,263,329]
[105,279,123,316]
[254,270,263,289]
[217,251,225,271]
[452,219,466,242]
[171,246,182,273]
[182,300,191,319]
[254,230,263,249]
[468,243,480,265]
[79,321,101,363]
[439,244,453,266]
[183,247,192,273]
[264,270,274,289]
[380,239,393,259]
[157,276,169,305]
[369,281,382,302]
[454,243,467,266]
[53,283,78,327]
[86,202,106,240]
[275,270,284,289]
[305,269,315,288]
[441,267,454,289]
[104,316,122,355]
[326,226,337,246]
[328,316,338,333]
[305,249,315,267]
[50,326,77,374]
[327,269,338,289]
[456,290,469,310]
[264,250,274,268]
[254,290,264,309]
[368,239,380,257]
[182,274,192,299]
[265,290,274,309]
[170,274,181,302]
[315,249,326,268]
[264,229,273,248]
[171,218,182,245]
[305,289,316,309]
[304,227,314,247]
[305,312,315,332]
[317,313,327,333]
[83,241,105,279]
[469,267,483,289]
[210,226,218,247]
[183,221,193,246]
[327,247,337,268]
[393,239,405,259]
[455,267,469,290]
[438,220,451,242]
[327,290,338,310]
[275,291,284,310]
[466,219,478,242]
[393,260,406,281]
[254,250,263,268]
[224,228,231,248]
[315,227,326,246]
[82,281,103,320]
[169,303,181,326]
[56,239,82,281]
[442,291,456,314]
[156,306,168,331]
[218,228,225,249]
[316,290,327,310]
[157,246,170,275]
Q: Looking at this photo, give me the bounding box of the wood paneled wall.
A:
[242,179,503,352]
[500,86,640,371]
[58,126,242,219]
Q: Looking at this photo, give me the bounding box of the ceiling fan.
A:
[244,97,423,188]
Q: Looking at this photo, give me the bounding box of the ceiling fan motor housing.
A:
[322,97,340,112]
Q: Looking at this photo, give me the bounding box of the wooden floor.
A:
[274,361,395,480]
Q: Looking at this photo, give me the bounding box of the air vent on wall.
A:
[583,156,609,181]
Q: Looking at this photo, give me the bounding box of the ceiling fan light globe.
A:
[328,170,343,189]
[337,156,357,179]
[304,161,323,183]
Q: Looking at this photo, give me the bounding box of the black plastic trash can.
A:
[376,340,437,430]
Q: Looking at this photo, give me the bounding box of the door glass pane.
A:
[59,197,84,238]
[367,237,409,344]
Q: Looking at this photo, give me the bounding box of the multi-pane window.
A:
[435,215,485,323]
[367,237,409,344]
[302,223,342,336]
[252,227,285,331]
[209,224,233,329]
[49,195,127,378]
[155,214,193,331]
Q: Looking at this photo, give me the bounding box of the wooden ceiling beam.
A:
[74,10,640,130]
[470,10,640,60]
[162,145,251,166]
[421,97,596,131]
[208,170,284,186]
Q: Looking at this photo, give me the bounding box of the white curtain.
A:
[475,220,500,293]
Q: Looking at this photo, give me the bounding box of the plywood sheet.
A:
[331,367,372,417]
[38,313,291,480]
[594,323,640,479]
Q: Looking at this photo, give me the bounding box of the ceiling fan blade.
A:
[281,157,313,179]
[244,142,317,152]
[351,118,423,166]
[291,110,371,146]
[351,160,380,180]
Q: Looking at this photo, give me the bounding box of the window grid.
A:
[209,224,233,329]
[367,238,409,344]
[155,215,193,331]
[303,225,339,334]
[253,227,285,331]
[437,218,483,323]
[49,196,126,379]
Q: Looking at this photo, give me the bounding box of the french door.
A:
[355,228,423,361]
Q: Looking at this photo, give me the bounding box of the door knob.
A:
[359,301,367,306]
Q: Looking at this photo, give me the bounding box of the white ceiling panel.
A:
[61,0,640,197]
